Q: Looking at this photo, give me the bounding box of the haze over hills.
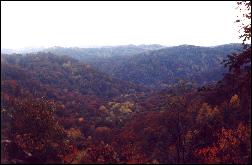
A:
[1,43,242,55]
[1,44,165,55]
[1,43,250,164]
[1,43,244,90]
[1,46,45,54]
[1,0,251,163]
[1,53,148,99]
[87,43,243,88]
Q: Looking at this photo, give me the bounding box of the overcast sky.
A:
[1,1,242,49]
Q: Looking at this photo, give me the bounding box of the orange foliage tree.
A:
[2,95,71,163]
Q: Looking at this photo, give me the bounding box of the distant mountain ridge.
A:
[42,44,165,60]
[87,43,244,88]
[1,53,148,99]
[1,44,165,57]
[1,43,244,89]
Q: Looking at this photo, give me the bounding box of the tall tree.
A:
[224,1,251,74]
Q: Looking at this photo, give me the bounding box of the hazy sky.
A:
[1,1,242,49]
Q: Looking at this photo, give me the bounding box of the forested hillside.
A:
[2,42,250,164]
[1,53,148,99]
[89,44,243,88]
[39,44,242,89]
[43,44,164,60]
[1,1,251,164]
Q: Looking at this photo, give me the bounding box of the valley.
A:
[1,43,250,163]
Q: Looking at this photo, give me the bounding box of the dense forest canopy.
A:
[1,1,251,164]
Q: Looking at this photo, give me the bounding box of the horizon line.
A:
[1,42,244,51]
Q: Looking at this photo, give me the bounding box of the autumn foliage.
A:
[1,1,251,164]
